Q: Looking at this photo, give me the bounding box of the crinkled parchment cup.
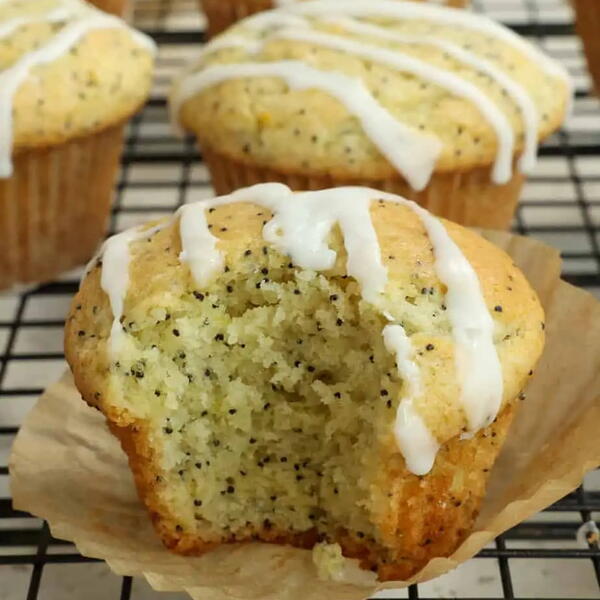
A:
[9,231,600,600]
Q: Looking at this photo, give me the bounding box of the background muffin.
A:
[172,0,570,229]
[65,184,545,581]
[88,0,128,17]
[0,0,155,290]
[571,0,600,95]
[200,0,470,38]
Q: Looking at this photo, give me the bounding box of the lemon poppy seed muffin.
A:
[200,0,470,39]
[172,0,571,229]
[0,0,155,290]
[65,183,545,581]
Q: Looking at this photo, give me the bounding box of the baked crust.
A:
[65,196,544,580]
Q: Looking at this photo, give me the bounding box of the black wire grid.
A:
[1,0,600,597]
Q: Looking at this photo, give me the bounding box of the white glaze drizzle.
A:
[181,184,388,300]
[178,199,228,285]
[286,0,571,86]
[380,188,503,433]
[322,16,540,173]
[413,201,503,431]
[171,61,442,191]
[260,187,388,303]
[0,4,156,178]
[243,11,539,175]
[101,230,140,356]
[97,183,503,474]
[271,27,515,183]
[383,324,439,476]
[98,224,163,356]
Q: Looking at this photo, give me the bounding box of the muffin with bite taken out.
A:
[65,183,545,580]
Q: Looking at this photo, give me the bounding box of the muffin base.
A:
[572,0,600,95]
[202,147,523,229]
[88,0,128,16]
[0,124,125,291]
[200,0,470,38]
[97,389,515,581]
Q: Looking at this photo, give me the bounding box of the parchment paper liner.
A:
[202,146,523,230]
[9,231,600,600]
[0,124,124,291]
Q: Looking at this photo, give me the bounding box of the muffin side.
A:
[65,185,545,579]
[202,146,525,229]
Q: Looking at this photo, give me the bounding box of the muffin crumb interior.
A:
[113,244,403,545]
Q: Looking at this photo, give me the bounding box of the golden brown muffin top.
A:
[66,184,544,476]
[172,0,570,189]
[0,0,155,175]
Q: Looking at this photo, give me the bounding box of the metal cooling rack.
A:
[1,0,599,597]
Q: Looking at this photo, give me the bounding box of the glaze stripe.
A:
[99,224,164,356]
[323,16,540,173]
[272,27,516,184]
[171,61,442,191]
[286,0,570,86]
[383,323,439,476]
